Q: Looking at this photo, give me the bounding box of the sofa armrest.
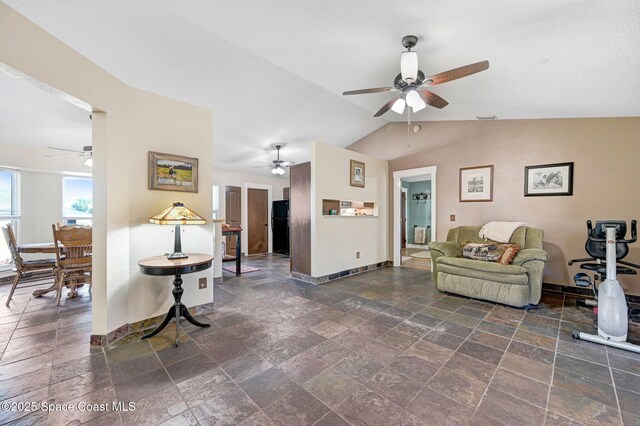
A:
[512,248,548,266]
[428,241,462,258]
[427,242,462,285]
[512,248,548,305]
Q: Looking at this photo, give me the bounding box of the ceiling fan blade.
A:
[282,161,295,167]
[45,154,81,158]
[46,146,83,153]
[374,95,403,118]
[417,89,449,109]
[343,87,393,96]
[253,165,271,168]
[424,60,489,86]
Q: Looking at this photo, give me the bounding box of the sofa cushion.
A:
[437,273,531,308]
[447,226,537,249]
[436,257,529,285]
[509,227,527,248]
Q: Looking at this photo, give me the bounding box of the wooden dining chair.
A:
[2,224,56,307]
[52,224,92,305]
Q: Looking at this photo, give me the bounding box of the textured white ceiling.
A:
[2,0,639,174]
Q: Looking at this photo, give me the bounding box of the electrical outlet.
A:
[356,251,360,259]
[198,277,207,289]
[450,214,456,222]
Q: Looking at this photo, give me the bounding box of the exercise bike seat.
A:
[568,220,640,275]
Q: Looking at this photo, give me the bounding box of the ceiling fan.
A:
[46,145,93,167]
[343,35,489,117]
[255,145,295,175]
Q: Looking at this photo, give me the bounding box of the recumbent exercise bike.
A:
[568,220,639,353]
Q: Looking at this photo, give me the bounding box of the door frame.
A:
[242,183,272,255]
[392,166,437,266]
[401,187,408,250]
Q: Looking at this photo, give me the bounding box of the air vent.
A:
[475,115,497,120]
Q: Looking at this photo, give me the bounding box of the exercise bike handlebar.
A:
[586,220,637,244]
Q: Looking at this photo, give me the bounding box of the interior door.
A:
[225,186,241,256]
[401,191,407,249]
[248,188,269,255]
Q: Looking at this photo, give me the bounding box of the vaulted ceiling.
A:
[2,0,639,174]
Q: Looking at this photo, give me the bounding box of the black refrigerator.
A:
[272,200,290,255]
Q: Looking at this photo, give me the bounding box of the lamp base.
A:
[167,252,189,260]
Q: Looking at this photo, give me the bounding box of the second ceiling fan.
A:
[255,145,295,175]
[343,35,489,117]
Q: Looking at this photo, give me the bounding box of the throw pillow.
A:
[462,242,520,265]
[498,244,520,265]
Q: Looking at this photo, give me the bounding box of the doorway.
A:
[225,185,241,256]
[247,188,269,255]
[393,166,437,268]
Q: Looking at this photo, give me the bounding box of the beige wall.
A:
[312,141,388,277]
[1,4,214,333]
[19,171,64,245]
[350,117,640,295]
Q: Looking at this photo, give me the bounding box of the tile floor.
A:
[0,254,639,425]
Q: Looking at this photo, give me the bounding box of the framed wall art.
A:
[459,165,494,202]
[148,151,199,193]
[350,160,365,188]
[524,162,573,196]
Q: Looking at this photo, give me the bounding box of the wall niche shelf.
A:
[322,199,378,217]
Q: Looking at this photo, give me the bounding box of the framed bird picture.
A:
[524,162,573,196]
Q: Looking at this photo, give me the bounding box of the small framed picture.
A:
[350,160,365,188]
[459,165,494,202]
[148,151,199,193]
[524,162,573,196]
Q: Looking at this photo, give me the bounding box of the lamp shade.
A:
[149,202,207,225]
[391,98,406,114]
[405,89,421,108]
[411,96,427,113]
[400,51,418,82]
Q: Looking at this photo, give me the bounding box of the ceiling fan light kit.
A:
[271,166,286,176]
[343,35,489,118]
[405,89,426,112]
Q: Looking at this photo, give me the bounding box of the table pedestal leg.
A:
[141,274,210,347]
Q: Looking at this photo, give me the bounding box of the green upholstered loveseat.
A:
[428,226,548,307]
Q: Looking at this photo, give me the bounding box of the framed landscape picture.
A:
[459,165,494,202]
[148,151,198,193]
[524,162,573,196]
[350,160,365,188]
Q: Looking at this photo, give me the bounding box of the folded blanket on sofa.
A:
[479,221,528,243]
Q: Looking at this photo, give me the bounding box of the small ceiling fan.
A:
[46,145,93,167]
[254,145,295,175]
[343,35,489,117]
